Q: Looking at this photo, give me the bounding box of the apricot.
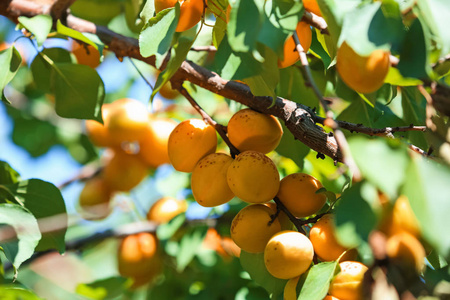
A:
[389,195,421,237]
[227,108,283,154]
[323,296,340,300]
[309,214,356,262]
[284,276,300,300]
[159,81,179,99]
[102,150,148,191]
[336,42,390,94]
[107,98,150,144]
[71,40,101,69]
[146,197,187,224]
[230,204,281,253]
[138,117,178,168]
[191,153,235,207]
[277,173,327,218]
[85,103,114,147]
[278,22,312,68]
[78,177,113,220]
[168,119,217,172]
[303,0,322,16]
[264,202,292,231]
[386,231,425,273]
[118,233,161,282]
[264,230,314,279]
[154,0,204,32]
[328,261,368,300]
[227,151,280,203]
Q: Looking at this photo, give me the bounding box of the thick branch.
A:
[50,0,76,20]
[301,11,328,35]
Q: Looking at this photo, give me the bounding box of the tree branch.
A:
[301,11,329,35]
[50,0,76,20]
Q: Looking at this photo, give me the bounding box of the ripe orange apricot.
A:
[154,0,204,32]
[284,276,300,300]
[264,230,314,279]
[389,195,421,237]
[309,214,356,262]
[336,42,390,94]
[71,40,101,69]
[85,103,114,147]
[328,261,368,300]
[277,173,327,218]
[386,231,425,273]
[303,0,322,16]
[106,98,150,144]
[227,151,280,203]
[227,108,283,154]
[118,232,161,285]
[323,296,340,300]
[138,117,178,168]
[278,22,312,68]
[102,150,148,191]
[191,153,235,207]
[78,177,113,220]
[146,197,187,224]
[230,204,281,253]
[168,119,217,172]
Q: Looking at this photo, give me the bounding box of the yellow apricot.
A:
[71,40,101,69]
[386,231,425,273]
[264,230,314,279]
[159,81,179,99]
[328,261,368,300]
[323,296,340,300]
[155,0,203,32]
[309,214,357,262]
[102,150,148,191]
[227,151,280,203]
[118,233,160,280]
[303,0,322,16]
[278,22,312,68]
[284,276,300,300]
[147,197,187,224]
[168,119,217,172]
[277,173,327,218]
[107,98,150,144]
[138,117,178,168]
[227,108,283,154]
[336,42,390,94]
[379,195,421,238]
[264,202,292,231]
[85,103,114,147]
[191,153,235,207]
[78,177,113,220]
[230,204,281,253]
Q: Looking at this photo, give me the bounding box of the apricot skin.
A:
[147,197,187,224]
[380,195,421,238]
[227,151,280,203]
[336,42,390,94]
[230,204,281,253]
[328,261,368,300]
[264,230,314,279]
[227,108,283,154]
[191,153,235,207]
[386,231,425,273]
[277,173,327,218]
[154,0,203,32]
[138,117,177,168]
[278,22,312,68]
[303,0,322,16]
[309,214,356,262]
[78,177,113,220]
[168,119,217,172]
[85,103,114,147]
[284,276,300,300]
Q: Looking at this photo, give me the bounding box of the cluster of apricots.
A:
[78,98,177,220]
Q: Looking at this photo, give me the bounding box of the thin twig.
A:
[273,197,306,235]
[128,57,154,91]
[301,11,329,35]
[191,46,217,52]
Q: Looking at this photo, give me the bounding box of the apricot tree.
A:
[0,0,449,299]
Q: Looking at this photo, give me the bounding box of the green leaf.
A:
[400,86,428,149]
[0,161,20,185]
[276,123,310,170]
[176,225,208,272]
[56,20,100,50]
[227,0,262,53]
[76,277,130,300]
[18,15,52,47]
[52,63,105,121]
[257,0,302,56]
[212,14,227,48]
[385,67,423,87]
[426,250,448,270]
[214,37,263,80]
[0,203,41,271]
[337,98,375,128]
[139,5,180,65]
[402,155,450,257]
[0,46,22,94]
[140,0,155,24]
[4,179,67,253]
[297,261,339,300]
[70,0,123,26]
[240,251,287,296]
[31,48,72,93]
[0,285,42,299]
[349,137,409,199]
[151,36,195,100]
[334,181,380,248]
[125,0,145,33]
[157,214,186,240]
